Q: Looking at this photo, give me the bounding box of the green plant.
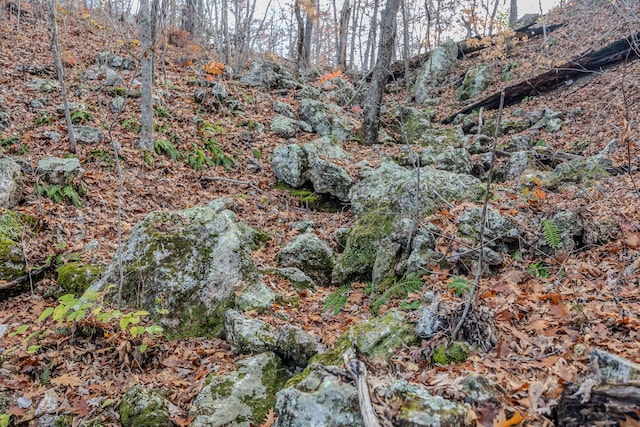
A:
[187,144,213,171]
[37,184,82,207]
[108,87,127,97]
[370,273,423,315]
[70,110,94,124]
[154,138,181,160]
[0,413,11,427]
[323,284,353,315]
[252,148,263,159]
[205,138,234,169]
[501,61,519,81]
[0,135,19,147]
[143,149,155,167]
[542,219,561,249]
[155,105,171,118]
[448,276,472,296]
[122,118,141,132]
[35,112,52,126]
[527,260,549,278]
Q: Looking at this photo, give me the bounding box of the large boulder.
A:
[413,39,458,105]
[119,385,173,427]
[225,309,278,355]
[240,58,298,89]
[277,233,334,286]
[0,210,33,284]
[334,160,483,285]
[0,158,22,208]
[457,64,492,101]
[190,352,287,427]
[298,99,354,141]
[72,125,105,145]
[271,137,353,202]
[88,199,265,337]
[36,157,84,185]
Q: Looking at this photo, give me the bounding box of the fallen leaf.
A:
[50,374,83,387]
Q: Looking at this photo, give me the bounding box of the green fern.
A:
[323,284,353,315]
[542,219,561,249]
[155,138,181,161]
[62,186,81,207]
[370,273,423,315]
[448,277,472,296]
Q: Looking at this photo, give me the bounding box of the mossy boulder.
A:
[432,341,470,365]
[0,210,35,285]
[0,158,23,209]
[334,160,483,285]
[190,352,287,426]
[550,155,611,187]
[413,39,458,105]
[298,99,355,142]
[225,309,278,355]
[119,385,173,427]
[88,198,264,338]
[56,262,104,296]
[277,233,334,286]
[458,64,492,101]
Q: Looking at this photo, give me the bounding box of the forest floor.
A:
[1,0,639,425]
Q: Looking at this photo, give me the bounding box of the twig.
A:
[344,350,381,427]
[201,176,264,194]
[453,91,505,340]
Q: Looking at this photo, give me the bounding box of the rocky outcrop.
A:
[0,158,22,208]
[277,232,335,286]
[119,385,173,427]
[240,58,299,89]
[298,99,355,141]
[413,39,458,105]
[36,157,84,185]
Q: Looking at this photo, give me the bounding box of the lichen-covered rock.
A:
[240,58,298,89]
[383,380,469,426]
[191,352,287,427]
[267,267,316,289]
[457,207,520,252]
[109,97,126,113]
[458,64,492,101]
[298,99,354,141]
[413,39,458,105]
[274,369,363,427]
[272,144,308,188]
[55,102,88,115]
[334,160,483,284]
[119,385,173,427]
[235,280,276,312]
[72,125,105,145]
[36,157,84,185]
[551,155,611,187]
[544,210,584,252]
[436,147,471,174]
[89,199,262,337]
[506,150,536,179]
[34,389,60,427]
[0,158,22,208]
[530,108,564,132]
[56,262,104,296]
[302,138,353,202]
[388,105,435,143]
[270,115,300,139]
[26,79,59,93]
[0,111,10,131]
[319,76,356,106]
[0,210,33,284]
[590,348,640,383]
[225,309,278,355]
[274,101,295,118]
[276,325,324,367]
[277,233,334,286]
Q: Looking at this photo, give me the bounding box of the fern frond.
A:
[542,219,561,249]
[323,284,352,315]
[370,273,423,315]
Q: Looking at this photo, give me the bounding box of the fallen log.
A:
[556,382,640,426]
[442,31,640,123]
[384,21,564,81]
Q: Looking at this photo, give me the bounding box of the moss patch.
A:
[432,341,470,365]
[56,263,104,296]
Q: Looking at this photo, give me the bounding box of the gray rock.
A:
[298,99,354,141]
[276,324,324,367]
[103,68,122,86]
[413,39,458,105]
[462,375,508,407]
[55,102,87,115]
[240,58,298,89]
[120,385,173,427]
[382,380,468,426]
[274,101,295,118]
[334,160,483,284]
[271,144,308,187]
[96,51,114,66]
[191,352,286,427]
[299,85,321,100]
[235,280,276,312]
[277,233,334,286]
[0,158,22,208]
[269,267,316,289]
[319,76,356,106]
[270,115,299,138]
[109,97,126,113]
[274,369,363,427]
[436,147,471,174]
[546,210,584,252]
[389,105,434,143]
[458,207,520,251]
[590,348,640,383]
[531,108,563,132]
[43,131,61,142]
[26,79,59,93]
[72,125,105,144]
[36,157,84,185]
[458,64,492,101]
[82,66,122,86]
[29,98,48,113]
[0,112,9,131]
[88,199,262,337]
[416,299,446,339]
[35,389,60,427]
[225,309,278,354]
[551,155,611,186]
[507,150,536,179]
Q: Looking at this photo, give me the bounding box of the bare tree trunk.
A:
[303,10,314,68]
[222,0,232,66]
[487,0,500,35]
[337,0,351,71]
[295,2,305,72]
[47,0,76,153]
[400,0,409,96]
[509,0,517,27]
[348,0,360,69]
[139,0,154,151]
[360,0,400,145]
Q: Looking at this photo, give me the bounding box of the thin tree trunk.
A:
[509,0,517,27]
[360,0,400,145]
[139,0,154,151]
[337,0,351,71]
[47,0,76,153]
[295,1,305,72]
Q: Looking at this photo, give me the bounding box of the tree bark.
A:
[360,0,400,145]
[47,0,76,153]
[139,0,154,151]
[509,0,517,27]
[337,0,351,71]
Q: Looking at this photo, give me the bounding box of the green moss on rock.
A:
[119,385,172,427]
[56,262,104,296]
[432,341,470,365]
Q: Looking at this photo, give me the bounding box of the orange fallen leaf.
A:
[493,410,525,427]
